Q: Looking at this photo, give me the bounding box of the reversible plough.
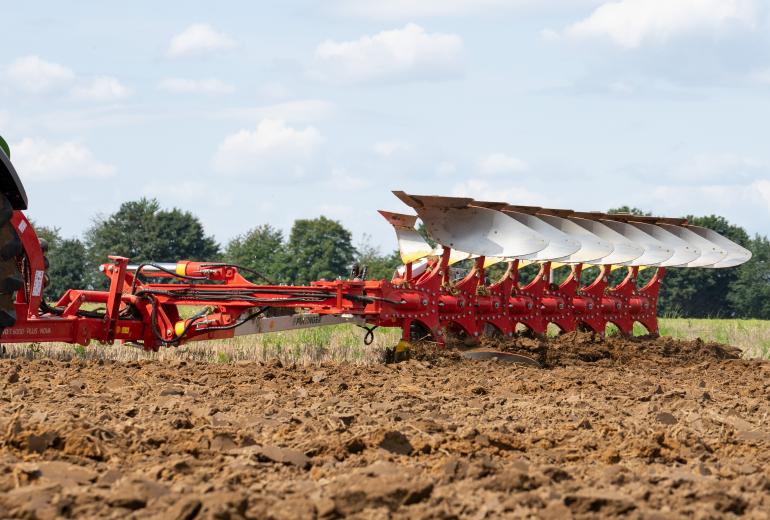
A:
[0,138,752,355]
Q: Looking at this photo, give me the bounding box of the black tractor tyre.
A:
[0,195,22,328]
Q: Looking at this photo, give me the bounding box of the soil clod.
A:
[0,335,767,517]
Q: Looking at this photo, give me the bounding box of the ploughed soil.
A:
[2,333,770,519]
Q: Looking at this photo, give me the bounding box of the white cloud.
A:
[563,0,759,49]
[143,179,234,207]
[452,178,549,205]
[436,161,457,176]
[631,155,770,233]
[214,100,335,124]
[650,181,770,226]
[540,28,561,42]
[167,24,237,58]
[254,100,334,122]
[6,55,75,93]
[158,77,235,94]
[6,56,131,103]
[478,153,528,175]
[672,153,765,184]
[212,118,323,175]
[259,81,290,99]
[330,167,370,190]
[0,112,8,128]
[11,138,115,181]
[72,76,132,101]
[750,68,770,85]
[372,140,411,157]
[314,23,464,84]
[608,80,635,95]
[317,203,354,218]
[756,180,770,211]
[335,0,603,19]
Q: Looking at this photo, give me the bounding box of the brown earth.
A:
[1,333,770,519]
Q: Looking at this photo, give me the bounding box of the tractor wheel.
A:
[0,194,23,328]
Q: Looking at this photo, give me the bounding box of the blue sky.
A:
[3,0,770,255]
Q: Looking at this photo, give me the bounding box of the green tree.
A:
[153,208,220,262]
[33,225,88,300]
[608,206,652,216]
[727,235,770,319]
[355,234,401,280]
[416,222,437,248]
[85,198,219,286]
[286,216,355,284]
[47,238,88,300]
[224,224,287,283]
[34,224,61,254]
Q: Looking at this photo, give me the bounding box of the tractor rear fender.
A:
[0,142,28,210]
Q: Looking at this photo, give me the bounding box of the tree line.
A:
[36,198,770,319]
[36,198,400,299]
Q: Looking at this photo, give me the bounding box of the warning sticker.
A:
[32,270,44,297]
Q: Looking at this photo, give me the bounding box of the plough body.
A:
[0,142,754,350]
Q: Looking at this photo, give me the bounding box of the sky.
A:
[3,0,770,256]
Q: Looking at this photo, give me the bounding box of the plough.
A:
[0,137,752,353]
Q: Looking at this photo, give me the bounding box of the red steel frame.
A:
[1,210,664,349]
